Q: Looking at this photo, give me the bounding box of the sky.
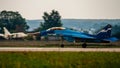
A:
[0,0,120,19]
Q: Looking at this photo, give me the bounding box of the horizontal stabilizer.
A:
[104,37,119,42]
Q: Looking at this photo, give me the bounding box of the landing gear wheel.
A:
[61,44,64,48]
[82,42,87,48]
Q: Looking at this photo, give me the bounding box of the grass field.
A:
[0,52,120,68]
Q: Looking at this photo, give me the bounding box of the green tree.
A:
[40,10,62,31]
[0,10,29,32]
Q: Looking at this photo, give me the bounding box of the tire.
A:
[82,43,87,48]
[61,44,64,48]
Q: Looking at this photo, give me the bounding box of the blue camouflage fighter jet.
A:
[40,24,118,47]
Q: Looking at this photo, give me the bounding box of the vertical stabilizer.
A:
[96,24,112,39]
[3,27,11,39]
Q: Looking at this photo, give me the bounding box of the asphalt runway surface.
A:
[0,47,120,52]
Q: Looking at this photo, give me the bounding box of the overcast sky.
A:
[0,0,120,19]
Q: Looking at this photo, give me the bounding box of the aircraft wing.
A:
[54,29,95,42]
[54,29,94,39]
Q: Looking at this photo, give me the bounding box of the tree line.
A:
[0,10,29,33]
[0,10,62,33]
[0,10,120,39]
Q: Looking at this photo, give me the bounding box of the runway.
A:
[0,47,120,52]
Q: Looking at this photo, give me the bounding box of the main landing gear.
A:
[82,42,87,48]
[61,44,64,48]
